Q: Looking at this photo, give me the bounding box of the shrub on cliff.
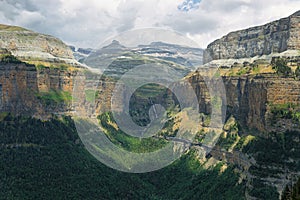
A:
[0,54,21,64]
[36,90,72,105]
[295,66,300,78]
[271,58,292,76]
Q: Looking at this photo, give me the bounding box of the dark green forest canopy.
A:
[0,114,245,200]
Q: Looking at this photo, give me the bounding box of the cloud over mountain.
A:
[0,0,299,48]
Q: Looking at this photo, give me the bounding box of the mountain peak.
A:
[111,40,120,45]
[102,40,126,49]
[291,10,300,17]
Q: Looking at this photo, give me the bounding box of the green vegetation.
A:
[295,66,300,78]
[0,114,246,199]
[35,64,47,70]
[225,65,259,77]
[0,24,27,31]
[0,54,74,72]
[0,54,22,64]
[248,178,279,200]
[217,116,241,150]
[85,89,99,103]
[258,35,265,40]
[241,130,300,199]
[194,129,206,143]
[234,135,255,151]
[282,177,300,200]
[98,112,168,153]
[252,65,260,74]
[211,96,223,110]
[236,68,249,76]
[35,63,72,71]
[269,103,300,124]
[217,132,239,151]
[103,53,189,80]
[36,90,72,105]
[272,58,292,76]
[244,131,300,165]
[203,115,211,127]
[0,112,9,121]
[134,83,167,98]
[214,70,221,78]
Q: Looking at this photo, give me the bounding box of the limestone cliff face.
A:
[89,69,300,134]
[0,61,77,118]
[188,72,300,133]
[204,11,300,63]
[1,59,299,134]
[0,24,84,117]
[0,24,74,61]
[0,62,38,115]
[36,68,76,93]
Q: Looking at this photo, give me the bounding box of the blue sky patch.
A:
[178,0,202,12]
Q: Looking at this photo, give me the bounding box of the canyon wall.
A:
[0,62,38,115]
[204,11,300,63]
[0,57,299,134]
[0,24,82,118]
[0,61,77,118]
[188,72,300,133]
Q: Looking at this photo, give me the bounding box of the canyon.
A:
[0,10,300,199]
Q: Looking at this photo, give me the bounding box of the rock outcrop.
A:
[0,24,74,61]
[0,24,85,118]
[204,11,300,63]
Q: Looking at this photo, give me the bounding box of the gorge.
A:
[0,10,299,200]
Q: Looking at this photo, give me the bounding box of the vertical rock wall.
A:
[188,73,300,133]
[204,11,300,63]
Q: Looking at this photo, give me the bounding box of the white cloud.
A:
[0,0,299,48]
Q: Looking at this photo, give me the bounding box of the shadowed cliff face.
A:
[204,11,300,63]
[188,72,300,133]
[223,76,268,132]
[0,62,38,115]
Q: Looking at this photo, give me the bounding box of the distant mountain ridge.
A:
[135,41,203,67]
[72,40,203,74]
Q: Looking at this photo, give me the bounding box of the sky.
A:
[0,0,299,49]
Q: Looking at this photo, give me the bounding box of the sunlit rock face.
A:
[0,24,74,61]
[204,11,300,63]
